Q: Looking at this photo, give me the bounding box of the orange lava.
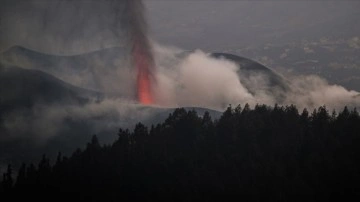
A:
[133,41,153,105]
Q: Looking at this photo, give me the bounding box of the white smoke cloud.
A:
[285,75,360,110]
[154,48,254,109]
[151,43,360,111]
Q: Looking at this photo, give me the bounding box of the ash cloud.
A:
[0,0,133,54]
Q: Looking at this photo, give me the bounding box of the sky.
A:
[1,0,359,53]
[145,0,360,51]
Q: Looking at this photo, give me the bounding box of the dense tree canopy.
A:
[1,104,360,201]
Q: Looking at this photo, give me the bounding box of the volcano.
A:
[0,46,289,104]
[0,45,288,138]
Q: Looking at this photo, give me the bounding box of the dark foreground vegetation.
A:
[1,104,360,201]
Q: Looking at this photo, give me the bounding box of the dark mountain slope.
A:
[0,46,129,93]
[0,64,102,113]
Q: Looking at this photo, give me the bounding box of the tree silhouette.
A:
[2,104,360,201]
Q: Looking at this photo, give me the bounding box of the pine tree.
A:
[2,164,13,192]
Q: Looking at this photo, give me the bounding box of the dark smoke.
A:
[0,0,128,54]
[123,0,153,57]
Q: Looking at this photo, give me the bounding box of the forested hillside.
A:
[1,104,360,201]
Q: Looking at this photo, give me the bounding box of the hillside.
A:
[0,64,102,112]
[0,46,130,94]
[1,105,360,201]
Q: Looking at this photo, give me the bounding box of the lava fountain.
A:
[126,0,154,104]
[133,38,154,104]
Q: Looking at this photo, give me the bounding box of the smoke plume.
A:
[151,43,360,111]
[124,0,155,104]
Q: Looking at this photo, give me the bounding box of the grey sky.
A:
[0,0,359,53]
[145,1,360,50]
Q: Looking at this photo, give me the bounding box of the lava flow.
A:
[133,40,153,105]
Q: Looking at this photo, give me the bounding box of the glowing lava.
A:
[133,40,154,105]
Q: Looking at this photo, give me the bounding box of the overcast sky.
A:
[1,0,359,53]
[145,0,360,50]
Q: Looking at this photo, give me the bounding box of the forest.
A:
[1,104,360,201]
